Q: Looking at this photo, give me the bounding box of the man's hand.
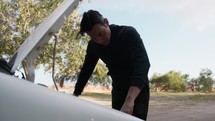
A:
[120,86,141,115]
[120,98,134,114]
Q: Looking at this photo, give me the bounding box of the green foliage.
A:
[0,0,61,59]
[188,68,214,92]
[188,78,199,92]
[0,0,110,86]
[197,68,214,92]
[89,60,111,87]
[151,69,215,93]
[150,71,188,92]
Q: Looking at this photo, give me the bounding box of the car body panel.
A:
[0,73,143,121]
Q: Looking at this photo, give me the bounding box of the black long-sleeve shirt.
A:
[74,24,150,95]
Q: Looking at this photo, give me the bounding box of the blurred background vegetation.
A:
[0,0,214,92]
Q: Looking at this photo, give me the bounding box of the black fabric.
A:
[112,86,149,120]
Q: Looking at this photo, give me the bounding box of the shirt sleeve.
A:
[126,27,150,90]
[73,41,99,95]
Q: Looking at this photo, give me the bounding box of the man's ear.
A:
[104,18,109,26]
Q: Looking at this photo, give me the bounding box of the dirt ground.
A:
[80,92,215,121]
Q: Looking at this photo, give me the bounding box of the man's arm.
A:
[120,86,140,114]
[73,42,99,96]
[127,27,150,90]
[121,27,150,114]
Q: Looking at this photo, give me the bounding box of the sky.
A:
[35,0,215,85]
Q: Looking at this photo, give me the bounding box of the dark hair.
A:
[78,10,104,36]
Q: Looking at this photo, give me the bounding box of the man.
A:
[73,10,150,120]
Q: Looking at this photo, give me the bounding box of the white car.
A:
[0,72,142,121]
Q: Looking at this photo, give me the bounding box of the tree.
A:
[150,73,169,91]
[89,60,111,87]
[167,71,188,92]
[188,78,199,92]
[150,71,188,92]
[0,0,63,59]
[197,68,214,92]
[0,0,110,86]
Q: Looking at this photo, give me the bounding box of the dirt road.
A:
[80,92,215,121]
[148,94,215,121]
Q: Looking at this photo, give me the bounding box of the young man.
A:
[73,10,150,120]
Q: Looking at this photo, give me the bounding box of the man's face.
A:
[87,23,111,46]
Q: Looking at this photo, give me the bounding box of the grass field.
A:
[82,91,215,101]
